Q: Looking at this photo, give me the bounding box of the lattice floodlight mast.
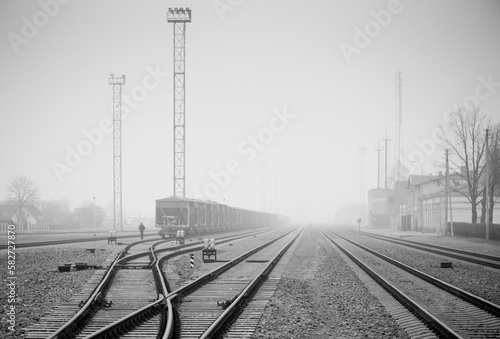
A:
[109,74,125,231]
[167,7,191,197]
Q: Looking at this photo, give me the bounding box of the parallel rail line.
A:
[0,234,158,250]
[322,229,500,339]
[89,227,299,338]
[171,228,302,338]
[25,228,286,338]
[350,229,500,269]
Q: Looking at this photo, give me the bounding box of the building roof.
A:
[0,204,45,221]
[408,174,441,185]
[408,172,466,186]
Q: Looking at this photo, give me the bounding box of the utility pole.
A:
[109,74,125,232]
[358,147,366,225]
[375,140,382,189]
[167,7,191,197]
[447,149,454,236]
[382,133,391,189]
[93,196,96,229]
[485,128,490,240]
[445,150,449,236]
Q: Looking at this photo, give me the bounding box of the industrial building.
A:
[367,173,500,233]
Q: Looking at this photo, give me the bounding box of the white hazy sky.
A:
[1,0,499,223]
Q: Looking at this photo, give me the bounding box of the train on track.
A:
[155,196,288,238]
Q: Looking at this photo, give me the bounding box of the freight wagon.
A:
[155,197,288,238]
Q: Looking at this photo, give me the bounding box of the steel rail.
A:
[46,246,129,339]
[59,229,282,338]
[167,228,297,299]
[200,229,302,338]
[330,230,500,317]
[352,229,500,267]
[46,238,164,338]
[82,242,173,339]
[0,233,158,250]
[119,229,274,266]
[162,227,299,338]
[320,229,464,339]
[1,227,278,250]
[82,295,165,339]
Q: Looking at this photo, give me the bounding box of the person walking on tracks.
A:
[139,222,145,239]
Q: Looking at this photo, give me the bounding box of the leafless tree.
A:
[6,175,40,225]
[485,124,500,223]
[440,106,489,223]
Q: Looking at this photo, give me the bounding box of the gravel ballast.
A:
[252,228,411,338]
[1,247,112,337]
[336,229,500,305]
[4,226,499,338]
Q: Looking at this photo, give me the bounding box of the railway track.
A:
[0,234,158,250]
[24,227,287,338]
[170,227,302,338]
[321,229,500,338]
[349,229,500,270]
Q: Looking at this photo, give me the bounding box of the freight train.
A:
[155,196,288,238]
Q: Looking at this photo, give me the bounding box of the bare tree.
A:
[486,124,500,223]
[6,175,40,225]
[440,106,489,223]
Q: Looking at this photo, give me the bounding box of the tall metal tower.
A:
[109,74,126,231]
[358,147,366,223]
[167,7,191,197]
[394,71,404,182]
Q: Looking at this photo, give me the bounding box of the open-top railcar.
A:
[155,196,288,238]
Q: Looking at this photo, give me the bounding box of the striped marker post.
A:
[190,254,194,269]
[171,240,174,247]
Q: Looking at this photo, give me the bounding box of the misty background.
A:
[1,0,499,225]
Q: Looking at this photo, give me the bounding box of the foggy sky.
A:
[1,0,499,223]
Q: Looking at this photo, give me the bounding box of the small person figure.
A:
[139,222,145,239]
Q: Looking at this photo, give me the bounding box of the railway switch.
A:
[108,231,118,244]
[57,264,71,272]
[202,238,217,262]
[217,294,238,309]
[75,262,88,270]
